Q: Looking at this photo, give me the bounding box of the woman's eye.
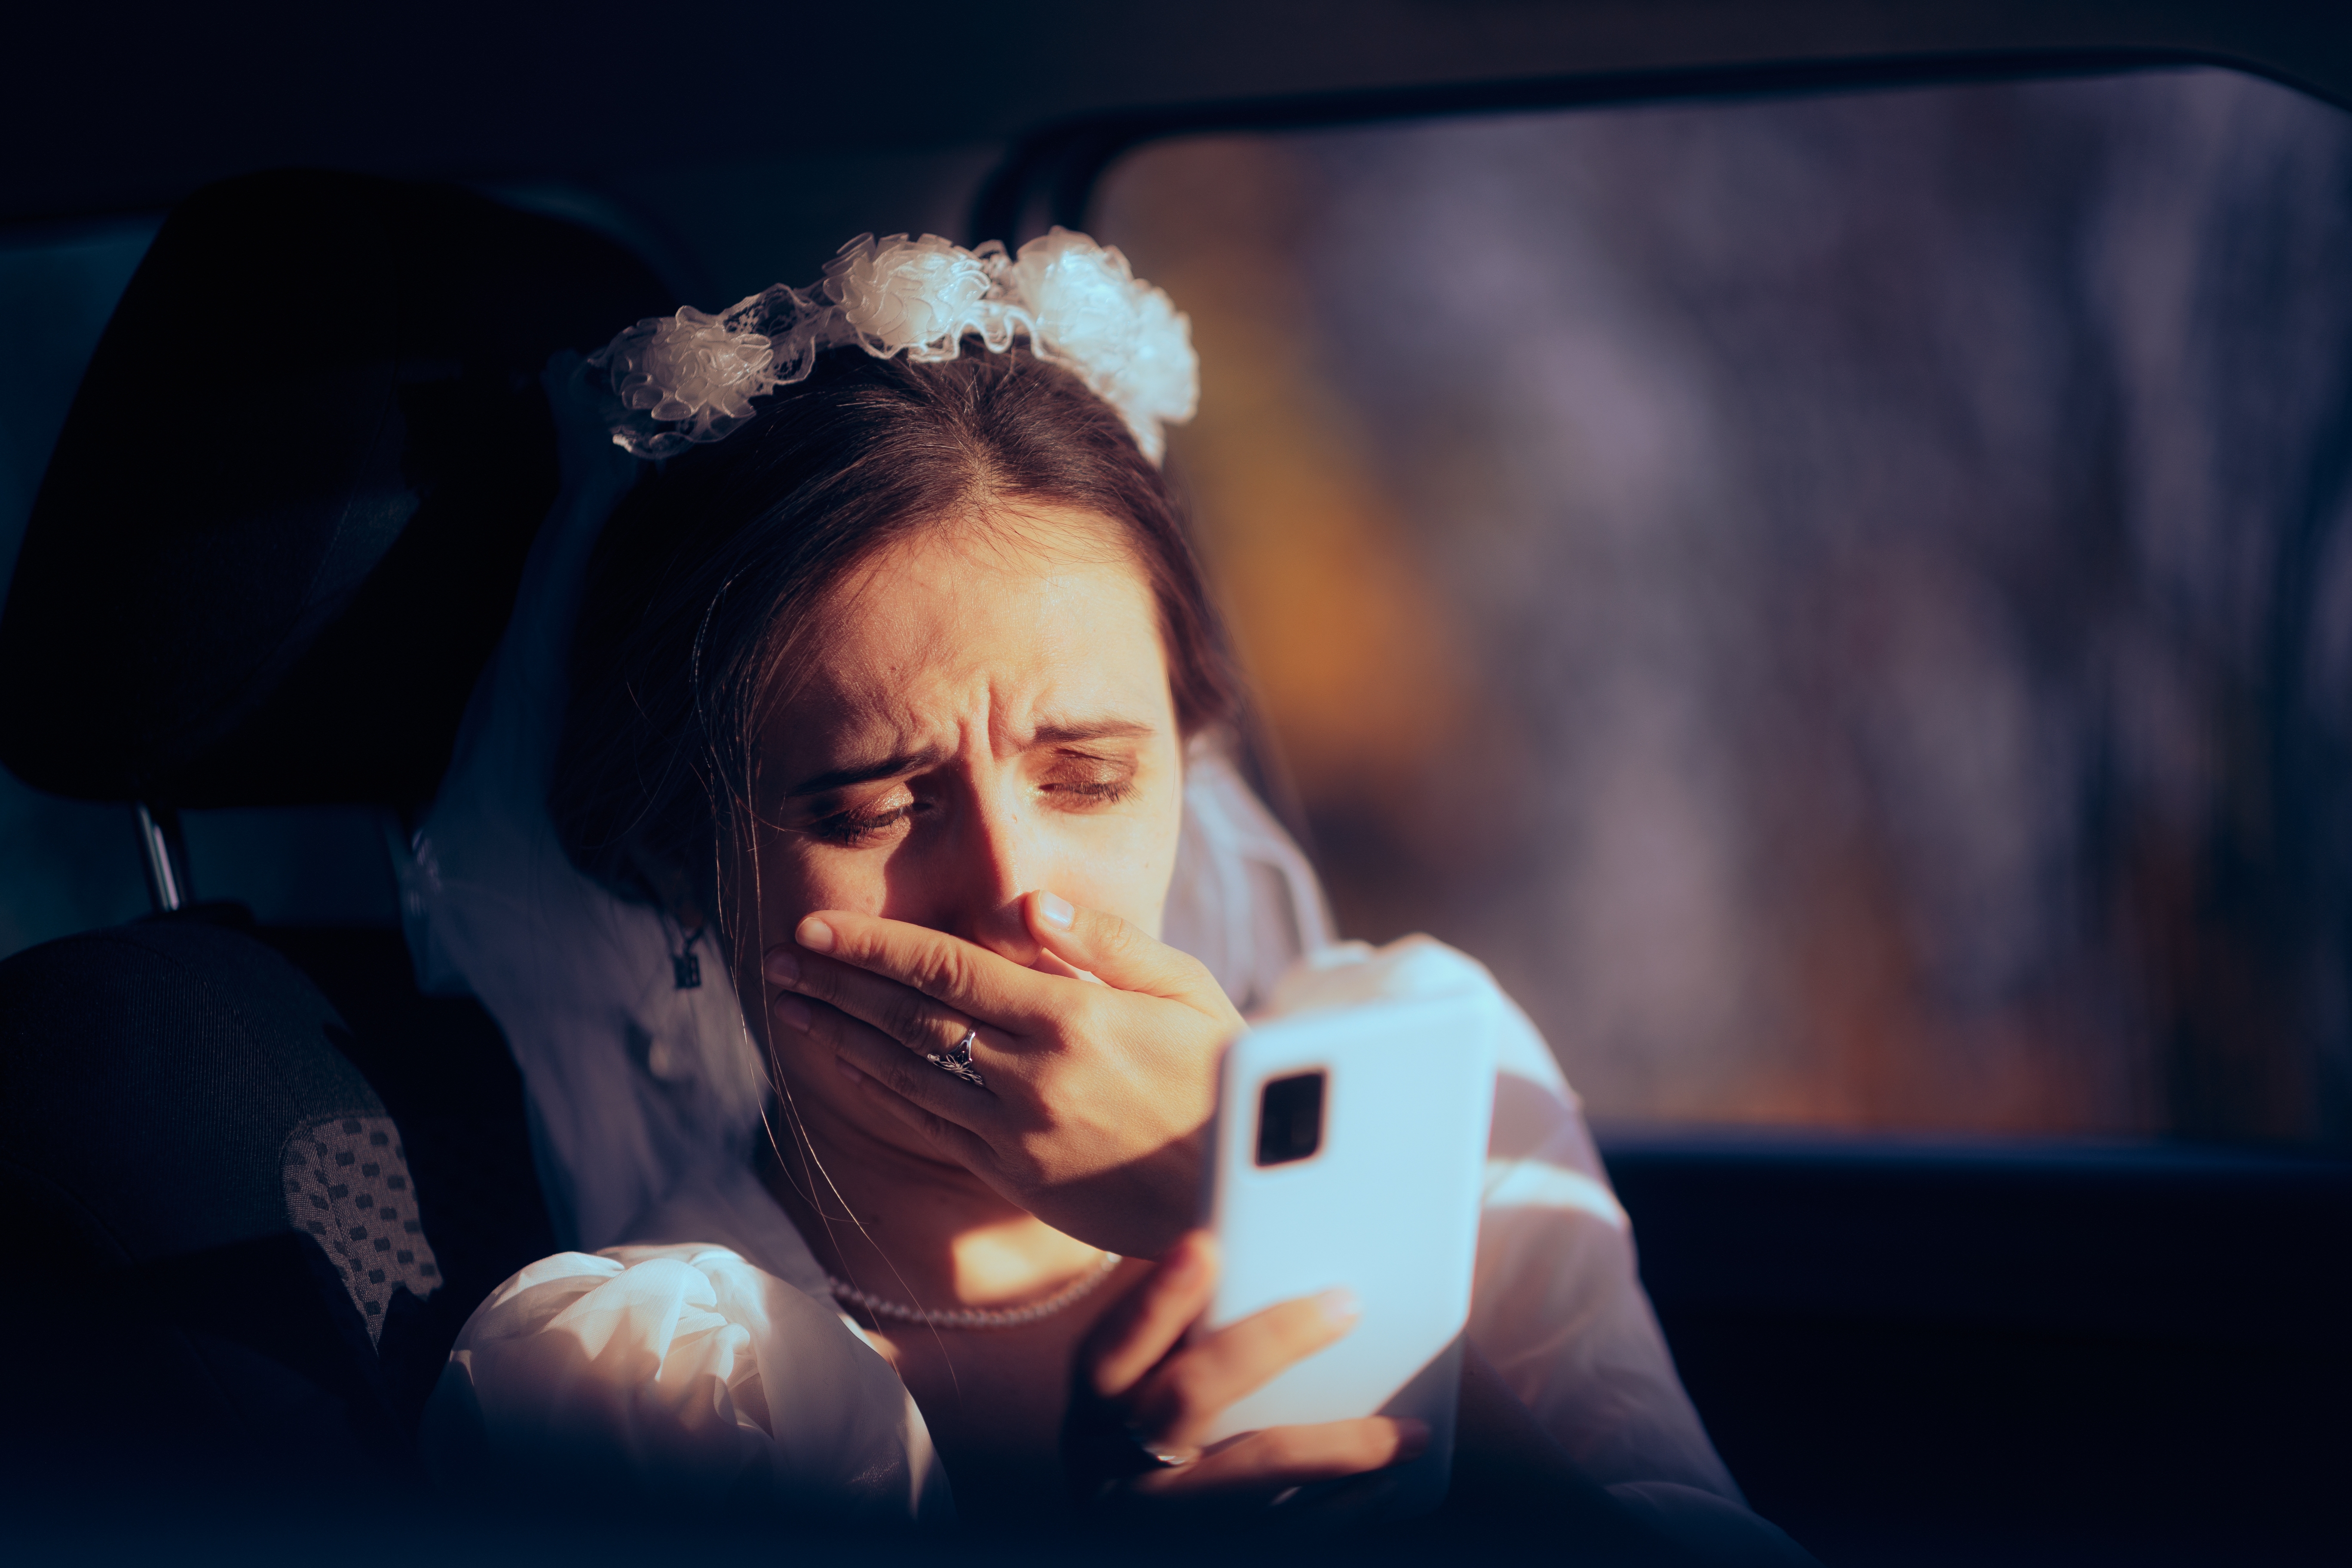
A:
[1039,771,1139,809]
[807,799,918,847]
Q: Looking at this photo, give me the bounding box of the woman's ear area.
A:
[622,839,710,932]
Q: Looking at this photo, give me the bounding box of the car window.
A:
[1092,66,2352,1146]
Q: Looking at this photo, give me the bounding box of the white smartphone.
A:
[1197,983,1500,1516]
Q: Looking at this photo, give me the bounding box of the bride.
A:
[409,231,1806,1557]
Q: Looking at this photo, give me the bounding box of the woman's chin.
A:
[803,1077,984,1175]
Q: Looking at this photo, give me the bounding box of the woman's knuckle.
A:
[1155,1360,1213,1420]
[1060,989,1106,1037]
[881,991,930,1043]
[909,945,962,998]
[1030,992,1074,1037]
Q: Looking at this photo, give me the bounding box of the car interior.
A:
[2,4,2347,1564]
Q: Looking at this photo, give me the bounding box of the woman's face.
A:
[741,507,1187,1142]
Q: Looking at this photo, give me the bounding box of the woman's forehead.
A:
[774,515,1172,758]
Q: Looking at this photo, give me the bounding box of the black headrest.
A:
[0,171,669,812]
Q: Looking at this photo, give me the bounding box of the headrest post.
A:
[133,802,190,913]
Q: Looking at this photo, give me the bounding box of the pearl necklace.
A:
[826,1250,1123,1330]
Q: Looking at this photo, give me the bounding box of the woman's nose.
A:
[934,773,1035,943]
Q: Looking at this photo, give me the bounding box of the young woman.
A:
[411,232,1804,1557]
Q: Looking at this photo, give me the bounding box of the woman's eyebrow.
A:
[784,720,1151,796]
[784,744,951,798]
[1029,717,1156,745]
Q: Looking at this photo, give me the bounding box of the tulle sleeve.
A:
[420,1243,951,1521]
[1265,937,1743,1502]
[1472,1005,1744,1501]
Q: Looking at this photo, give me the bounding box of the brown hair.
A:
[549,343,1238,916]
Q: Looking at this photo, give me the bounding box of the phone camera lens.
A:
[1254,1070,1326,1167]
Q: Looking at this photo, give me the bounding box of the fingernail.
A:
[1393,1418,1431,1460]
[833,1056,864,1086]
[763,947,798,984]
[797,916,836,954]
[1315,1286,1360,1328]
[1038,891,1074,930]
[773,993,811,1032]
[1126,1426,1199,1467]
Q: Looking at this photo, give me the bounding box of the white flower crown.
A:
[588,228,1197,464]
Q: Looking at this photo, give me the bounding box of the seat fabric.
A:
[0,907,551,1498]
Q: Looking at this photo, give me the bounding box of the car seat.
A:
[0,171,670,1500]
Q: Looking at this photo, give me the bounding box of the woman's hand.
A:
[1064,1232,1428,1513]
[763,891,1245,1258]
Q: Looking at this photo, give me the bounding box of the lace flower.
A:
[823,234,996,358]
[590,304,781,457]
[1012,229,1197,463]
[588,228,1197,463]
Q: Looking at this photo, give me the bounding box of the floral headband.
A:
[588,228,1197,464]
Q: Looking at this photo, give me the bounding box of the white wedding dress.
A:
[419,933,1742,1522]
[402,363,1762,1536]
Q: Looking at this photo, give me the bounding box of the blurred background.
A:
[1092,66,2352,1146]
[6,64,2348,1148]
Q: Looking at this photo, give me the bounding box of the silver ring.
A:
[926,1026,986,1088]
